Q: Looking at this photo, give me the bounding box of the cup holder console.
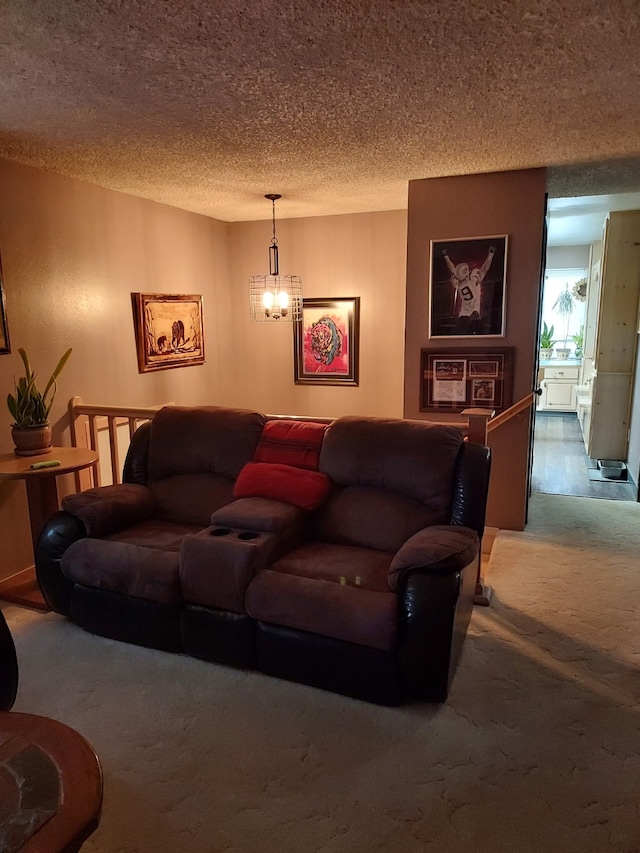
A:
[209,526,261,542]
[183,525,274,613]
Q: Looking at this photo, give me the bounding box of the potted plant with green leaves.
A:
[7,347,72,456]
[539,322,556,360]
[572,325,584,359]
[553,284,575,359]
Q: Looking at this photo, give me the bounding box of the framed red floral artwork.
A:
[293,297,360,386]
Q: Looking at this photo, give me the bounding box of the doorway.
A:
[532,196,640,502]
[533,262,593,497]
[530,193,640,501]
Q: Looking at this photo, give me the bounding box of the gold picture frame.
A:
[131,293,205,373]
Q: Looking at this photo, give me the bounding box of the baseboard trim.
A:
[0,566,49,612]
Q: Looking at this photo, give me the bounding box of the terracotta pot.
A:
[11,423,53,457]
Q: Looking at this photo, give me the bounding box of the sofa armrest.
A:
[61,484,156,537]
[398,560,476,702]
[390,525,479,700]
[388,525,479,592]
[35,511,87,616]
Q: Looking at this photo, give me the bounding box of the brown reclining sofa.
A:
[36,405,491,705]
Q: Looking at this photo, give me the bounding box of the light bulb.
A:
[262,291,274,309]
[277,291,289,309]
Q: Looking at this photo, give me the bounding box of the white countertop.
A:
[539,359,582,367]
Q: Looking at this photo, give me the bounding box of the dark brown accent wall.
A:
[404,169,547,530]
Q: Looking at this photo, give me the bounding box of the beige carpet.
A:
[4,493,640,853]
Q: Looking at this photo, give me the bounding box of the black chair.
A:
[0,608,18,710]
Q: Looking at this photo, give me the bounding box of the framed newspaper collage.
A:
[420,347,514,414]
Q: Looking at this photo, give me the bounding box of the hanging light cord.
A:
[271,198,278,249]
[268,195,280,276]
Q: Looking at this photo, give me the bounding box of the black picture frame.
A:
[429,235,508,338]
[293,297,360,386]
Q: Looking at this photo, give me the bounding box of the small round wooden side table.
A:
[0,447,97,552]
[0,448,98,608]
[0,710,103,852]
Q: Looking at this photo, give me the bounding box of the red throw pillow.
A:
[253,419,328,470]
[234,462,331,510]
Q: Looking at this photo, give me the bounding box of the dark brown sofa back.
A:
[314,416,464,552]
[144,406,266,527]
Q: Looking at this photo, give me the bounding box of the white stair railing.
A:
[68,397,171,489]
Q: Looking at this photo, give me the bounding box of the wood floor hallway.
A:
[532,412,637,501]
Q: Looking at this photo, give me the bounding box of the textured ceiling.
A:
[1,0,640,222]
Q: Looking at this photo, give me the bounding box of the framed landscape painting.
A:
[293,297,360,385]
[131,293,205,373]
[429,235,508,339]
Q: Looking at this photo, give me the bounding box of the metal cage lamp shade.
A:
[249,194,303,322]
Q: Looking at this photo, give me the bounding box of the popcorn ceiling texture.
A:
[6,492,640,852]
[1,0,639,221]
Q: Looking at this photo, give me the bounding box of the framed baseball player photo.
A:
[429,235,508,338]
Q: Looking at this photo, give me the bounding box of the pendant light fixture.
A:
[249,194,303,322]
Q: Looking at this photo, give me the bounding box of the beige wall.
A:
[404,169,547,530]
[1,157,546,572]
[0,159,236,425]
[0,159,407,576]
[227,211,407,418]
[0,159,232,575]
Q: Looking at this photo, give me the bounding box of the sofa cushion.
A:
[269,542,393,592]
[150,473,236,526]
[234,462,331,510]
[320,416,463,510]
[246,568,397,652]
[61,538,182,606]
[147,406,266,481]
[103,520,201,551]
[254,419,328,470]
[311,485,439,553]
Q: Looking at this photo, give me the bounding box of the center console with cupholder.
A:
[179,496,309,667]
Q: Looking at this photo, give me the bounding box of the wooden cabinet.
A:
[538,364,580,411]
[575,380,593,452]
[583,210,640,460]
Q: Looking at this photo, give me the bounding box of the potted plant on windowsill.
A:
[572,325,584,360]
[553,284,575,360]
[6,347,72,456]
[539,322,556,360]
